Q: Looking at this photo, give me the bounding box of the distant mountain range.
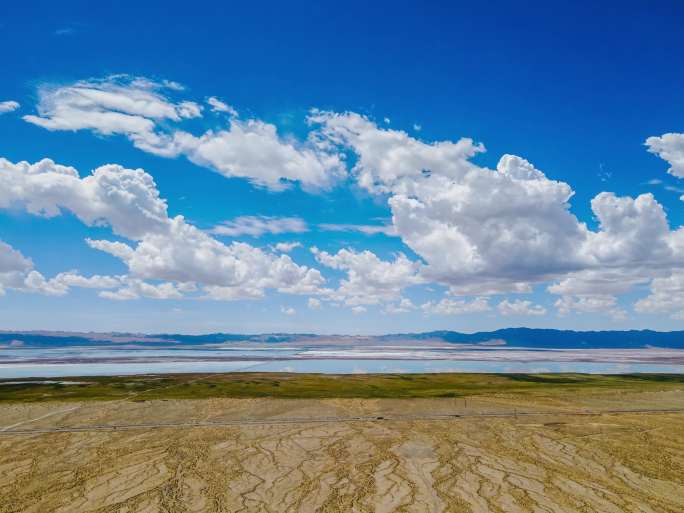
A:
[383,328,684,349]
[1,328,684,349]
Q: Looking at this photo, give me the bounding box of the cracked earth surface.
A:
[1,394,683,512]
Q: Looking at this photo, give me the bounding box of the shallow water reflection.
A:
[1,356,684,378]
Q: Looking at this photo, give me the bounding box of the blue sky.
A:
[1,1,684,333]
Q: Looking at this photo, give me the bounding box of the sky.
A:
[1,1,684,334]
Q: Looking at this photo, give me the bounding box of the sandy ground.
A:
[1,391,683,512]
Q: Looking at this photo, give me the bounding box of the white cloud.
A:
[421,297,490,316]
[24,76,346,191]
[635,271,684,319]
[274,241,303,253]
[23,75,200,157]
[548,269,650,297]
[318,223,397,236]
[665,184,684,195]
[281,306,296,316]
[16,90,684,312]
[21,270,69,296]
[646,133,684,179]
[585,192,674,266]
[0,156,326,301]
[312,247,422,306]
[172,120,345,191]
[309,110,483,194]
[0,240,68,296]
[211,216,308,237]
[0,158,169,240]
[0,101,20,114]
[545,191,684,306]
[351,305,367,314]
[99,278,183,301]
[413,123,422,131]
[554,295,626,319]
[390,153,593,289]
[0,240,32,274]
[87,220,326,300]
[312,112,684,308]
[0,241,133,299]
[497,299,546,316]
[0,240,35,295]
[207,96,238,116]
[307,297,322,309]
[311,112,589,292]
[383,297,415,314]
[52,271,122,289]
[85,239,135,261]
[447,281,532,296]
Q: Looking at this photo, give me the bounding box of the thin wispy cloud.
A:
[0,101,19,114]
[54,27,75,36]
[211,216,308,237]
[318,223,397,236]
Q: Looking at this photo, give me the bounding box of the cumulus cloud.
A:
[543,190,684,315]
[0,240,39,295]
[211,216,308,237]
[312,247,422,306]
[585,192,675,266]
[17,88,684,315]
[274,241,302,253]
[646,133,684,179]
[554,295,626,320]
[52,271,122,289]
[21,270,69,296]
[99,279,183,300]
[383,297,416,314]
[0,240,32,274]
[497,299,546,316]
[309,110,483,194]
[24,76,345,191]
[37,271,177,302]
[86,222,325,301]
[635,271,684,319]
[0,158,169,240]
[547,269,651,297]
[0,101,20,114]
[421,297,490,316]
[172,121,345,191]
[0,240,135,299]
[0,156,326,301]
[310,112,589,292]
[311,112,684,315]
[307,297,322,309]
[351,305,367,314]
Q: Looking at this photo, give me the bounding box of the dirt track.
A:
[1,393,684,512]
[2,407,684,436]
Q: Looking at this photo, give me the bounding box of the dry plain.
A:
[1,373,684,512]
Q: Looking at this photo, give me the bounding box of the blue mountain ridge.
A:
[1,328,683,349]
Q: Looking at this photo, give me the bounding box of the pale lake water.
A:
[1,346,684,377]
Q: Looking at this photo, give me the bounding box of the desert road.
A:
[3,406,683,435]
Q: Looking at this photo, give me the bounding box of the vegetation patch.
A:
[0,372,683,402]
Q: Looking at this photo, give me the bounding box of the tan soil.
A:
[1,391,683,512]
